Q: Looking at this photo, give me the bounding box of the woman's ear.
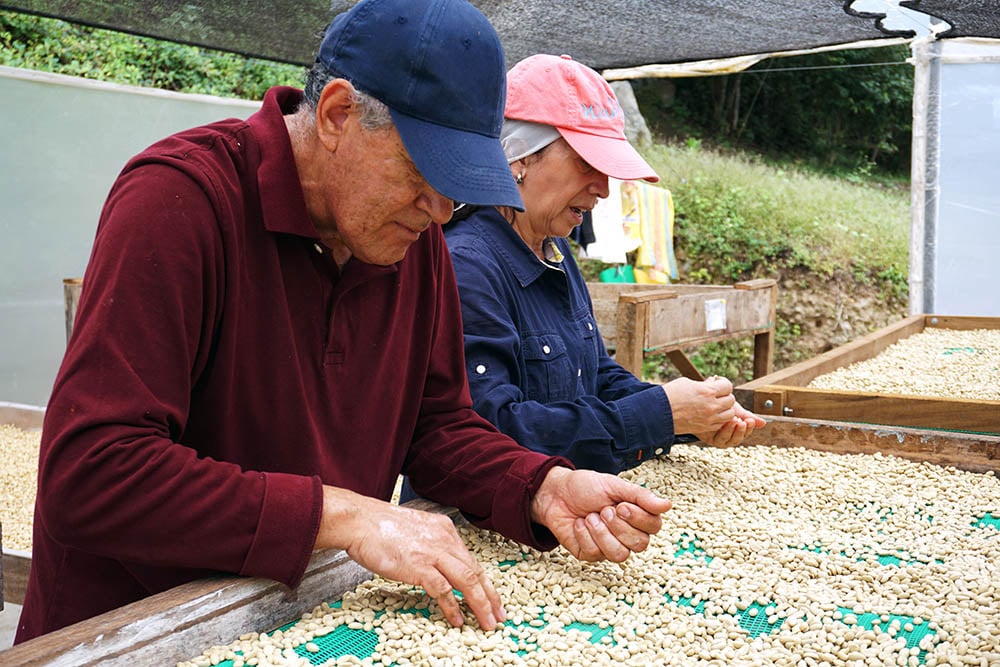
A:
[315,79,355,151]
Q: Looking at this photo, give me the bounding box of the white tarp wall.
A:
[0,67,260,406]
[910,38,1000,316]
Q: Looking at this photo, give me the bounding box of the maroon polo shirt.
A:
[16,87,564,641]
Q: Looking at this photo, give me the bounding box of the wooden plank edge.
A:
[0,503,463,666]
[734,278,777,290]
[0,402,45,431]
[2,549,30,606]
[925,315,1000,331]
[776,387,1000,433]
[724,415,1000,474]
[647,325,776,352]
[618,289,678,304]
[0,548,372,666]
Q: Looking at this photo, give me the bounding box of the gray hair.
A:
[302,62,393,131]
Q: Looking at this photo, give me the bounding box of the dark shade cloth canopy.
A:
[0,0,997,69]
[901,0,1000,40]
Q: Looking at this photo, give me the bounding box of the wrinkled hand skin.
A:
[664,376,767,446]
[316,487,507,632]
[530,466,673,563]
[315,467,674,632]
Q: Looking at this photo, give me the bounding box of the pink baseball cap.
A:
[505,54,659,183]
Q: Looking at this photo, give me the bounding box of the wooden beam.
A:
[666,350,704,380]
[768,388,998,433]
[728,415,1000,474]
[738,314,927,393]
[2,549,29,606]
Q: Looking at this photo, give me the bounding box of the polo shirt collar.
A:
[250,87,317,239]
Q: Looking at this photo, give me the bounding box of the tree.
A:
[635,45,914,176]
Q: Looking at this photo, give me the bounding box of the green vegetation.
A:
[0,10,304,99]
[650,142,909,284]
[635,46,914,177]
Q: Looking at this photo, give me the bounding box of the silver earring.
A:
[516,173,525,185]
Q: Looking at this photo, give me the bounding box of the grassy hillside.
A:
[649,142,909,284]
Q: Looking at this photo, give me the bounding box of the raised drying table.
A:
[587,279,777,381]
[0,402,42,607]
[735,314,1000,433]
[2,418,997,666]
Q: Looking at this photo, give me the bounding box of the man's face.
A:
[314,115,453,266]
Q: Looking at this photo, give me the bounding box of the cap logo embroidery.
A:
[580,97,621,120]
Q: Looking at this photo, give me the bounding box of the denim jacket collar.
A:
[471,207,569,288]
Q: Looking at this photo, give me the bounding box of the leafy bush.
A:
[0,10,304,99]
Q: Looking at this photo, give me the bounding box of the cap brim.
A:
[390,108,525,210]
[558,128,660,183]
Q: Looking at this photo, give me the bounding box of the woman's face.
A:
[515,138,610,244]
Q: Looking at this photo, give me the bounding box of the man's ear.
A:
[315,79,355,151]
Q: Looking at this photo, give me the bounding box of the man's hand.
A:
[316,486,505,631]
[529,467,672,563]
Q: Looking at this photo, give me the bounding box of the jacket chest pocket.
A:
[578,317,601,391]
[522,334,576,403]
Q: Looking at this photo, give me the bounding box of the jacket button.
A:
[475,364,487,374]
[654,448,664,455]
[587,322,593,330]
[542,345,551,354]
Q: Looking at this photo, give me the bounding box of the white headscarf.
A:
[499,119,562,163]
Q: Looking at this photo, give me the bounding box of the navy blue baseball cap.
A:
[318,0,524,210]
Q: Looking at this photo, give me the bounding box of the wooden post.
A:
[615,290,677,377]
[63,278,82,344]
[614,297,646,377]
[734,278,777,378]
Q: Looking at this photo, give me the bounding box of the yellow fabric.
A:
[634,267,671,284]
[632,180,678,282]
[620,181,643,253]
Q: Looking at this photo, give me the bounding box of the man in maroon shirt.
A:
[16,0,672,642]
